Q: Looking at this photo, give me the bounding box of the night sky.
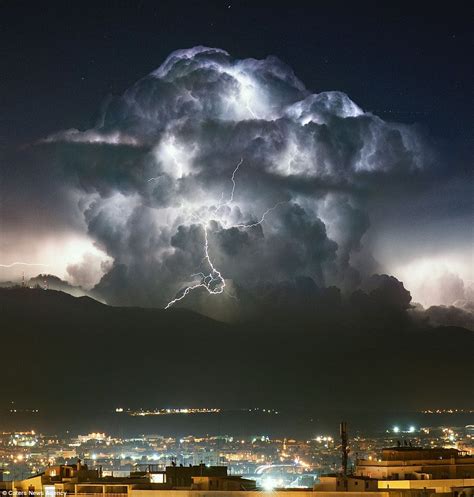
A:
[0,1,472,319]
[2,2,471,145]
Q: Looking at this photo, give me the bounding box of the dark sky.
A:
[1,1,471,150]
[0,1,472,315]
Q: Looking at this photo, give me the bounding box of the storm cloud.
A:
[21,46,443,317]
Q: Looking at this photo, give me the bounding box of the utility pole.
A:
[340,421,349,476]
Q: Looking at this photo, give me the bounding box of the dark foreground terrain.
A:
[1,287,472,416]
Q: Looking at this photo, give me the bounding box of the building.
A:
[355,447,474,480]
[165,463,227,487]
[314,475,379,492]
[0,461,257,495]
[2,451,474,497]
[191,475,257,490]
[0,461,130,496]
[312,446,474,497]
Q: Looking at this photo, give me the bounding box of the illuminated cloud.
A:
[9,47,441,316]
[43,129,141,146]
[393,256,473,307]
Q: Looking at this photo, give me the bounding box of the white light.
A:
[150,473,164,483]
[154,135,197,179]
[0,233,112,289]
[408,426,415,433]
[393,426,400,433]
[262,477,276,491]
[391,255,472,307]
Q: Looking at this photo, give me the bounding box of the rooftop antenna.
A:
[340,421,349,476]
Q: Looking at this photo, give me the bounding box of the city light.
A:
[1,412,473,490]
[262,477,277,491]
[127,407,221,417]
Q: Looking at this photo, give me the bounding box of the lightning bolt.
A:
[212,157,243,216]
[164,226,225,309]
[165,158,284,309]
[233,201,286,229]
[228,157,243,204]
[0,262,49,268]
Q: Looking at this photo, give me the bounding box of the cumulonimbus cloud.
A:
[43,46,433,315]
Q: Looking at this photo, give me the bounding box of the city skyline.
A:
[0,414,473,491]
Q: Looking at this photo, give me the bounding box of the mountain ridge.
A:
[1,287,472,412]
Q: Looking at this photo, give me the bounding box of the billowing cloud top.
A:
[45,46,432,315]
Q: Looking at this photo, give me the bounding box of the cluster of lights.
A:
[77,432,109,442]
[9,432,38,448]
[391,425,416,434]
[8,409,39,413]
[126,407,221,416]
[251,436,270,443]
[442,428,458,443]
[422,409,474,414]
[314,435,333,442]
[367,456,382,462]
[247,408,280,414]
